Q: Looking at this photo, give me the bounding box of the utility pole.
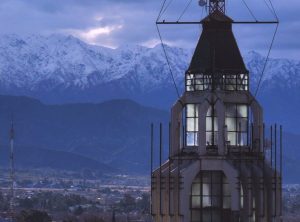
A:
[9,117,15,222]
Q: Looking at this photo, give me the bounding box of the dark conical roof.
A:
[188,10,248,74]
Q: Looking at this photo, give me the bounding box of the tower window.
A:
[185,73,249,92]
[191,171,231,222]
[186,104,199,146]
[206,106,218,147]
[186,73,212,91]
[225,104,248,146]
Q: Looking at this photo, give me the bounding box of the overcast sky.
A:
[0,0,298,59]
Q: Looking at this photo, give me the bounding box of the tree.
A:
[136,193,150,213]
[118,194,136,212]
[16,210,52,222]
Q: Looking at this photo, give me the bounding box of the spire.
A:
[187,0,247,75]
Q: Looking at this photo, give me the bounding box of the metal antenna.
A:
[208,0,226,14]
[9,115,15,222]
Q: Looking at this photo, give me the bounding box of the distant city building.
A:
[151,0,282,221]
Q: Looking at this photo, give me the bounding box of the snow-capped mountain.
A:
[1,34,299,95]
[0,34,299,95]
[0,34,190,90]
[0,34,299,132]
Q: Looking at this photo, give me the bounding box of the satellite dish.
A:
[198,0,207,7]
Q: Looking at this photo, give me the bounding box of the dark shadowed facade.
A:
[151,0,282,222]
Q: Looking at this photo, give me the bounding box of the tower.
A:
[151,0,282,221]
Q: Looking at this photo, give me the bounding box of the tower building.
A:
[151,0,282,222]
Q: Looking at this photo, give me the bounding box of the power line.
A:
[177,0,193,21]
[268,0,279,20]
[241,0,257,21]
[162,0,175,17]
[254,23,279,97]
[157,0,175,22]
[157,0,167,22]
[263,0,278,21]
[156,24,180,98]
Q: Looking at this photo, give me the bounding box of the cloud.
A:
[0,0,298,59]
[66,25,123,46]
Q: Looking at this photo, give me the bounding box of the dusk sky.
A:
[0,0,298,59]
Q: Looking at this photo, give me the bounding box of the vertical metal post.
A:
[177,122,181,218]
[280,125,283,217]
[182,124,185,149]
[9,117,15,222]
[263,123,265,154]
[275,124,277,217]
[150,123,154,215]
[271,125,273,168]
[168,122,171,217]
[251,123,254,152]
[159,123,163,216]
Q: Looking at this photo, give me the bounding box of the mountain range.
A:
[0,34,299,133]
[0,95,297,183]
[0,95,168,174]
[0,34,298,182]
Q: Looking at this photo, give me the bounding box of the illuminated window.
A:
[225,104,248,146]
[186,104,199,146]
[206,106,218,146]
[185,73,249,92]
[191,171,231,222]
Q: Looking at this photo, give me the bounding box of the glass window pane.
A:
[187,104,198,117]
[195,85,204,91]
[195,79,202,84]
[223,197,231,209]
[225,104,236,117]
[206,132,218,145]
[192,196,201,208]
[187,118,198,131]
[212,197,221,207]
[237,132,248,146]
[237,118,248,131]
[202,196,211,207]
[226,117,236,131]
[206,106,212,116]
[202,183,210,196]
[187,85,194,91]
[212,184,221,196]
[206,117,218,131]
[206,117,212,131]
[227,132,237,146]
[223,183,231,196]
[187,132,197,146]
[202,172,210,183]
[192,184,201,195]
[186,74,194,80]
[237,105,248,118]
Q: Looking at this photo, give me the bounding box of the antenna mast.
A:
[208,0,225,14]
[9,118,15,222]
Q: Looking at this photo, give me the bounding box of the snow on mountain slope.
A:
[0,34,191,91]
[0,34,299,100]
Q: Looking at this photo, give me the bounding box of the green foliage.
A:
[118,193,136,212]
[18,191,89,211]
[136,193,150,213]
[116,192,150,213]
[16,210,51,222]
[82,215,104,222]
[0,191,9,211]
